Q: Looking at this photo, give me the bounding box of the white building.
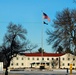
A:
[60,53,76,69]
[0,62,3,71]
[10,52,76,69]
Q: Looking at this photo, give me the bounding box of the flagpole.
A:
[41,12,50,66]
[41,12,44,57]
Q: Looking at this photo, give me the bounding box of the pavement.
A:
[0,69,76,75]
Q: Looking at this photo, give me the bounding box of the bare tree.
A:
[46,8,76,54]
[51,59,58,69]
[73,0,76,3]
[56,46,63,53]
[38,47,44,53]
[0,23,37,75]
[64,47,73,54]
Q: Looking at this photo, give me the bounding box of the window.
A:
[46,63,49,66]
[37,58,39,60]
[47,58,49,60]
[52,58,53,60]
[16,63,18,66]
[16,57,18,60]
[11,63,13,66]
[62,58,64,60]
[73,63,75,66]
[68,63,70,66]
[56,58,58,60]
[32,58,34,60]
[42,58,44,60]
[73,58,75,60]
[28,58,30,60]
[37,63,39,65]
[21,63,24,66]
[22,57,24,60]
[32,63,35,65]
[62,63,65,66]
[68,58,70,60]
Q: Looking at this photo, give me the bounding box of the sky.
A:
[0,0,76,53]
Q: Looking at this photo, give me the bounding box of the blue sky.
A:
[0,0,76,53]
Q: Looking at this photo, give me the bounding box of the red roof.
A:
[24,52,64,57]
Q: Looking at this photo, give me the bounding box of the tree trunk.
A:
[5,60,10,75]
[5,67,8,75]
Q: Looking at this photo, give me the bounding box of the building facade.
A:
[10,52,76,69]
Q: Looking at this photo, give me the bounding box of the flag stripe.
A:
[43,12,50,22]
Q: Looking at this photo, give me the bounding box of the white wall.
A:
[60,53,76,69]
[10,53,76,69]
[0,62,3,71]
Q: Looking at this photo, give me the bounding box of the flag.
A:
[43,21,48,25]
[43,12,50,22]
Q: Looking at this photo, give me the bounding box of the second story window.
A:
[28,58,30,60]
[73,58,75,60]
[62,58,64,60]
[22,57,24,60]
[42,58,44,60]
[11,63,13,66]
[37,58,39,60]
[47,58,49,60]
[52,58,54,60]
[56,58,58,60]
[68,58,70,60]
[16,57,18,60]
[32,58,34,60]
